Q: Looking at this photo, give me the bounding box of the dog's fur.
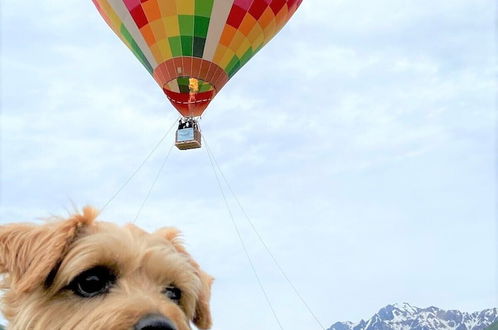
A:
[0,207,213,330]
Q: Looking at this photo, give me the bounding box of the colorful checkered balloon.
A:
[92,0,303,117]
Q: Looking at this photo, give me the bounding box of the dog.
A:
[0,207,213,330]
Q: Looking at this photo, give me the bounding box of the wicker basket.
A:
[175,127,202,150]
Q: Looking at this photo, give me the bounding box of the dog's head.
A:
[0,207,213,330]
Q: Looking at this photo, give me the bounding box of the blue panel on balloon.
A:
[177,128,195,142]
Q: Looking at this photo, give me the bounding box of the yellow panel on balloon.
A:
[163,16,180,36]
[149,43,163,63]
[149,19,167,40]
[219,48,236,69]
[235,38,251,58]
[213,44,228,64]
[176,0,194,15]
[247,24,264,49]
[156,39,172,60]
[229,30,246,54]
[157,1,176,17]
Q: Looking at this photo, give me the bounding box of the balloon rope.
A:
[100,116,180,214]
[204,137,285,330]
[133,142,175,223]
[203,137,326,330]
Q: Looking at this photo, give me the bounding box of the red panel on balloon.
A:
[130,6,148,28]
[287,0,299,10]
[153,57,229,93]
[234,0,253,10]
[269,0,286,14]
[183,57,193,76]
[163,90,215,117]
[192,58,202,78]
[249,0,270,19]
[123,0,140,11]
[227,5,247,28]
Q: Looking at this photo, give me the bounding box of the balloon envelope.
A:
[93,0,303,117]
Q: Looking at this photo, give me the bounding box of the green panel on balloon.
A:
[179,16,194,36]
[240,48,254,66]
[226,56,241,77]
[169,37,182,57]
[194,16,210,38]
[195,0,215,17]
[193,37,206,57]
[181,36,193,56]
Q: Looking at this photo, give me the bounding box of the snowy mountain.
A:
[328,303,498,330]
[487,322,498,330]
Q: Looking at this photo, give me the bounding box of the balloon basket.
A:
[175,126,202,150]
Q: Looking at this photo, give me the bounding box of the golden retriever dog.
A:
[0,207,213,330]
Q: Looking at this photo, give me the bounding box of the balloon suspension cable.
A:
[100,116,180,214]
[133,142,175,223]
[204,137,285,330]
[203,137,326,330]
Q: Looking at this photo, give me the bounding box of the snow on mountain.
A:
[328,303,498,330]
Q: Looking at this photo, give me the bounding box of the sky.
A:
[0,0,496,329]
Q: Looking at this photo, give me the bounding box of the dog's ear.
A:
[193,268,214,329]
[0,207,97,293]
[156,227,214,329]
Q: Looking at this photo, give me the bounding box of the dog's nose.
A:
[134,314,177,330]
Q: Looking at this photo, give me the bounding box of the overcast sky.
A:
[0,0,496,329]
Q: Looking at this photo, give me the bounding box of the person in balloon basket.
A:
[0,207,213,330]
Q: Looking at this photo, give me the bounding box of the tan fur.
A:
[155,228,214,329]
[0,207,213,330]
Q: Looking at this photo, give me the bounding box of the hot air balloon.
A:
[92,0,303,149]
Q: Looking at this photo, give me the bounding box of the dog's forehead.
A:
[51,221,186,281]
[73,221,180,258]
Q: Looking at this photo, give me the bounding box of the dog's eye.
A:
[163,285,182,303]
[69,266,116,298]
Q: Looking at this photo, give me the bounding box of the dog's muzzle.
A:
[134,314,177,330]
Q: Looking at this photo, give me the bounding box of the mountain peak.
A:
[328,304,497,330]
[391,302,418,311]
